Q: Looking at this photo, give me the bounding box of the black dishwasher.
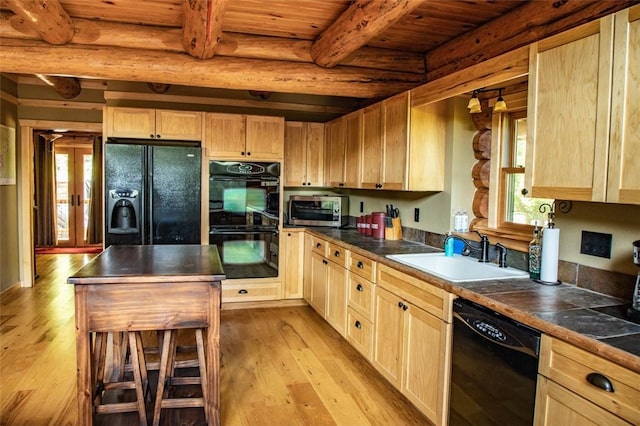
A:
[449,298,541,426]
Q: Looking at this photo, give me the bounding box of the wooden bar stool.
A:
[92,331,149,426]
[152,328,208,426]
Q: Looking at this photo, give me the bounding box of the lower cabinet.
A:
[281,230,305,299]
[325,259,348,336]
[373,264,453,426]
[308,251,328,315]
[534,335,639,426]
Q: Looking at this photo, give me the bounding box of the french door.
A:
[54,147,93,247]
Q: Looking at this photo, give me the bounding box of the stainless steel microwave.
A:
[288,195,349,227]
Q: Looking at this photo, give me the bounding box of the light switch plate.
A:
[580,231,612,259]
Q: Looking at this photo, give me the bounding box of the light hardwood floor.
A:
[0,254,432,425]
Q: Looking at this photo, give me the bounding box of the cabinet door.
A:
[325,260,348,336]
[204,113,246,158]
[360,105,383,189]
[325,117,346,187]
[607,6,640,204]
[343,111,362,188]
[372,286,404,388]
[282,230,304,299]
[246,115,284,160]
[309,251,328,316]
[284,121,307,186]
[155,110,202,141]
[526,18,613,201]
[305,122,325,187]
[105,107,155,139]
[534,376,631,426]
[382,93,409,190]
[402,302,451,425]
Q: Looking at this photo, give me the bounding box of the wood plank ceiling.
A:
[0,0,636,117]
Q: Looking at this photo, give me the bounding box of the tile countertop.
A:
[302,227,640,374]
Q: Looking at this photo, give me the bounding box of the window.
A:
[498,111,553,234]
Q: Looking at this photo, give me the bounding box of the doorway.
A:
[34,131,102,250]
[54,145,93,247]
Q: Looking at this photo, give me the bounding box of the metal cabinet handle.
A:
[355,321,362,329]
[356,284,363,292]
[398,301,403,308]
[77,194,81,205]
[238,289,248,294]
[322,259,328,265]
[70,195,75,206]
[586,372,615,392]
[156,134,161,139]
[357,261,364,269]
[241,151,245,156]
[247,152,251,156]
[316,243,321,248]
[334,250,340,257]
[402,304,408,311]
[150,134,155,138]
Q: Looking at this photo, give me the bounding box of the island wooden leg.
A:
[74,287,93,425]
[207,285,221,426]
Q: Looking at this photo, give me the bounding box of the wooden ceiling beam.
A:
[425,0,637,81]
[0,11,425,74]
[182,0,227,59]
[4,0,74,45]
[311,0,423,68]
[0,38,425,98]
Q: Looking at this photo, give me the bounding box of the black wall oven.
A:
[209,161,280,279]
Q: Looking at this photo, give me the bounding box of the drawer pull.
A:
[356,284,363,292]
[238,289,248,294]
[355,320,362,329]
[398,301,404,308]
[334,250,340,257]
[357,261,364,269]
[586,372,614,393]
[316,243,322,248]
[322,259,328,265]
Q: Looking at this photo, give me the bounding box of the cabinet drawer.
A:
[539,335,640,425]
[222,282,282,303]
[346,307,373,360]
[377,264,452,322]
[348,272,375,321]
[309,235,328,257]
[349,252,376,282]
[327,242,348,267]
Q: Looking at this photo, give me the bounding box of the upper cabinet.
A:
[526,5,640,204]
[204,113,284,160]
[324,110,362,188]
[284,121,325,187]
[105,107,202,141]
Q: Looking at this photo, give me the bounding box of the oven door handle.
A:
[211,229,279,235]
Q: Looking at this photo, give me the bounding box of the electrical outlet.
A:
[359,201,364,213]
[414,208,420,222]
[580,231,612,259]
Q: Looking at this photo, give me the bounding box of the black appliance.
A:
[449,298,541,426]
[104,140,201,247]
[209,160,280,279]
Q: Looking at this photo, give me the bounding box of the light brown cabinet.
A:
[360,92,409,190]
[373,264,452,425]
[324,110,362,188]
[104,107,202,140]
[284,121,325,187]
[204,113,284,160]
[281,229,305,299]
[526,6,640,204]
[534,335,639,425]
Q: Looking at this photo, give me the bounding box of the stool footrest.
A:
[103,381,137,391]
[161,398,205,409]
[95,401,140,414]
[168,376,202,386]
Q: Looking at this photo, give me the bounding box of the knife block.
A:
[385,217,403,240]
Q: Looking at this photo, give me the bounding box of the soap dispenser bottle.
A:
[445,232,455,257]
[528,223,541,280]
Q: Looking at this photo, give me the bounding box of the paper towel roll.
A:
[540,228,560,283]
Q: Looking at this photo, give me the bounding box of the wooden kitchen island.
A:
[68,245,225,426]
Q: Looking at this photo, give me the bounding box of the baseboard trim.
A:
[221,298,308,311]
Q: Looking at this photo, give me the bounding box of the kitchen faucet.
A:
[443,230,491,263]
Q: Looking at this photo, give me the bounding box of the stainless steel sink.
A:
[386,253,529,283]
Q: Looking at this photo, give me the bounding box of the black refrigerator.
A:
[104,140,201,247]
